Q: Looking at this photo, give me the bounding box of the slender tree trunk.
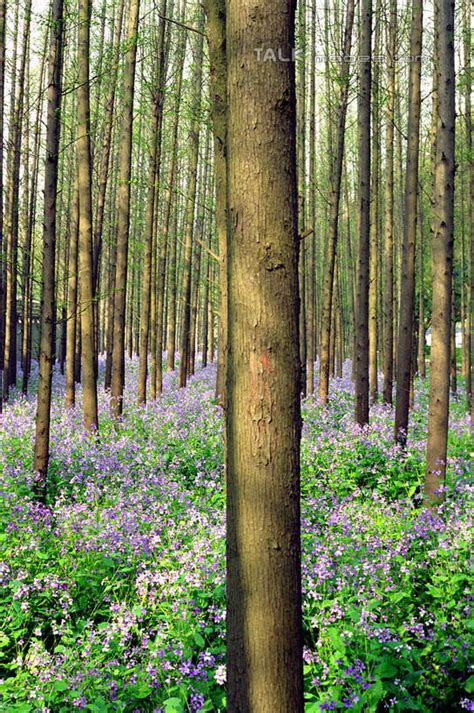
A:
[417,200,426,377]
[110,0,140,418]
[461,0,472,411]
[33,0,64,500]
[206,0,227,403]
[92,0,125,294]
[297,0,306,397]
[178,7,205,389]
[4,0,32,398]
[306,0,316,396]
[354,0,372,426]
[0,0,6,412]
[424,0,455,504]
[77,0,99,432]
[137,1,167,404]
[450,283,457,393]
[318,0,355,403]
[226,1,303,709]
[66,185,79,408]
[382,0,397,403]
[369,1,381,403]
[394,0,423,445]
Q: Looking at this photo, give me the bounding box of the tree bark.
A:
[110,0,140,418]
[354,0,372,426]
[382,0,397,404]
[424,0,455,505]
[77,0,99,432]
[137,0,168,404]
[206,0,227,403]
[394,0,423,445]
[33,0,64,500]
[178,7,205,388]
[226,1,303,709]
[317,0,355,403]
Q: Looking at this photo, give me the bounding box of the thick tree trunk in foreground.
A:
[424,0,455,505]
[33,0,64,500]
[394,0,423,445]
[226,1,304,709]
[354,0,372,426]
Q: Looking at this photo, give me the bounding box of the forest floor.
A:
[0,359,472,713]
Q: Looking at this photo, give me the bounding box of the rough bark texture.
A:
[226,1,304,709]
[424,0,455,505]
[354,0,372,426]
[77,0,99,432]
[382,0,397,404]
[33,0,64,499]
[110,0,140,418]
[394,0,423,445]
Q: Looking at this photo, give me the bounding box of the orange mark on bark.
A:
[260,350,273,373]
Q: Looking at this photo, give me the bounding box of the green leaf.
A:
[375,660,398,679]
[464,675,474,693]
[163,698,184,713]
[53,680,68,692]
[194,632,205,647]
[128,682,152,699]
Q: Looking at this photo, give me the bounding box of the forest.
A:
[0,0,472,710]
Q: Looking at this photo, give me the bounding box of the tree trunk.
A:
[382,0,397,404]
[354,0,372,426]
[137,1,167,404]
[205,0,227,403]
[0,0,6,412]
[178,7,205,389]
[110,0,140,418]
[394,0,423,445]
[424,0,455,505]
[33,0,64,500]
[317,0,355,403]
[77,0,99,432]
[66,184,79,408]
[4,0,32,399]
[226,1,303,709]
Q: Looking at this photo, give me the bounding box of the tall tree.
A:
[205,0,227,405]
[33,0,64,500]
[178,6,205,388]
[354,0,372,425]
[226,1,303,709]
[318,0,355,404]
[424,0,455,505]
[382,0,397,404]
[0,0,6,412]
[137,0,168,404]
[111,0,141,417]
[76,0,99,432]
[394,0,423,445]
[3,0,32,399]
